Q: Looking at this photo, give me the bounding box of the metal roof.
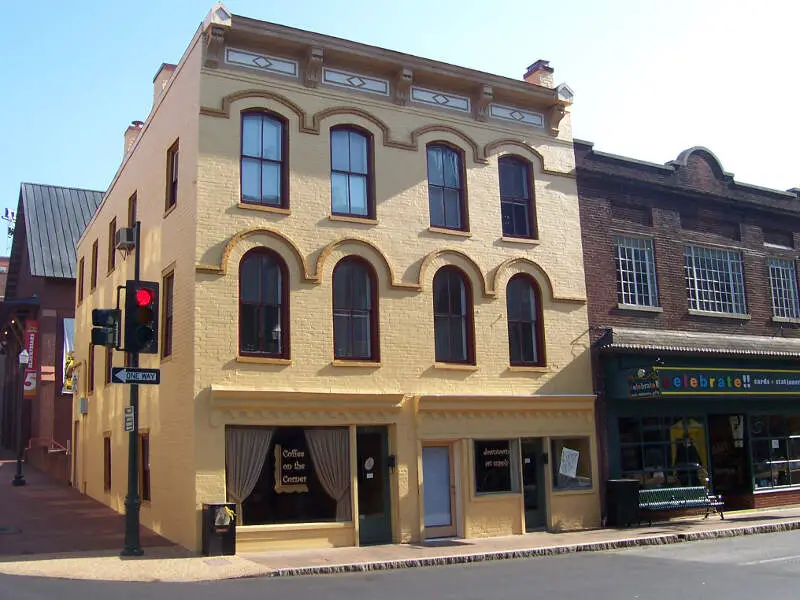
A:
[20,183,104,279]
[596,327,800,358]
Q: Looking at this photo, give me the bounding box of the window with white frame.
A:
[769,258,800,320]
[684,245,746,314]
[613,236,659,307]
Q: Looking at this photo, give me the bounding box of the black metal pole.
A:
[121,221,143,556]
[12,360,26,486]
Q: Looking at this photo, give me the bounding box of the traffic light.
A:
[91,309,120,347]
[124,280,159,354]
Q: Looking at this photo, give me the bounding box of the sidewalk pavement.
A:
[2,459,800,582]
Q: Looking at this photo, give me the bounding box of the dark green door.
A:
[357,426,392,545]
[521,438,546,531]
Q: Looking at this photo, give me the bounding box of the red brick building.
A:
[0,184,102,482]
[576,140,800,511]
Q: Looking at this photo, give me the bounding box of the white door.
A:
[422,445,456,537]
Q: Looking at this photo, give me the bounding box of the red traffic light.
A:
[135,288,155,307]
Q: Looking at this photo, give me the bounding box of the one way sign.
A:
[111,367,161,385]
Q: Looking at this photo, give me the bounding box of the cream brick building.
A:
[73,4,598,553]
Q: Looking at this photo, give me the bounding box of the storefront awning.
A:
[596,327,800,358]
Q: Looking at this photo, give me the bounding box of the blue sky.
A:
[1,0,797,254]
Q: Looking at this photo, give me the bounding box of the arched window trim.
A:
[240,110,289,208]
[506,273,545,367]
[332,256,380,362]
[330,125,375,219]
[498,154,537,239]
[238,248,290,358]
[432,266,476,364]
[426,141,469,232]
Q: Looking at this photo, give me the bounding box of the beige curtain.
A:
[225,427,273,525]
[305,428,352,521]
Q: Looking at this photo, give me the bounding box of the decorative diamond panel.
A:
[322,68,390,95]
[410,87,470,112]
[489,104,545,128]
[225,48,298,77]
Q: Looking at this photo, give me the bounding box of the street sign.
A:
[111,367,161,385]
[123,406,134,432]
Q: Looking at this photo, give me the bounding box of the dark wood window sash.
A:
[162,272,174,358]
[507,275,545,367]
[332,258,379,361]
[433,267,475,364]
[499,156,537,239]
[107,217,116,273]
[238,250,290,358]
[330,126,375,219]
[90,240,98,290]
[427,143,468,232]
[240,111,289,209]
[165,140,179,211]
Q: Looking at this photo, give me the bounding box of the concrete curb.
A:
[268,519,800,578]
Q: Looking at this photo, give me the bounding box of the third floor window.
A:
[684,245,746,315]
[613,236,659,307]
[241,112,286,207]
[331,127,372,218]
[769,258,800,320]
[499,156,536,238]
[427,144,467,231]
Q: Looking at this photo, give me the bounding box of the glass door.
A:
[422,444,457,538]
[521,438,546,530]
[708,414,750,494]
[356,426,392,545]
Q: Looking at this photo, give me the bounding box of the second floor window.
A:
[241,112,286,206]
[769,258,800,320]
[613,236,659,307]
[499,156,536,238]
[433,267,474,363]
[427,144,466,231]
[239,249,288,357]
[330,127,372,217]
[165,140,179,211]
[77,257,85,303]
[108,218,116,273]
[90,240,98,290]
[684,245,746,315]
[333,258,378,361]
[506,275,544,366]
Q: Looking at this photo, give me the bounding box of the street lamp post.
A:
[12,348,29,487]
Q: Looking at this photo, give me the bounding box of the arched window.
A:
[499,156,536,238]
[506,275,544,366]
[331,127,373,218]
[433,267,474,363]
[241,112,287,207]
[239,249,289,357]
[333,257,379,361]
[427,143,467,231]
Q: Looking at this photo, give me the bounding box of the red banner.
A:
[23,320,38,399]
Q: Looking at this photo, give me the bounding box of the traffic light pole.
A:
[121,221,143,557]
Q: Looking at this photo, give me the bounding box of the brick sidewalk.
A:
[0,459,173,556]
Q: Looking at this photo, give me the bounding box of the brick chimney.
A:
[124,121,144,154]
[524,60,555,88]
[153,63,177,106]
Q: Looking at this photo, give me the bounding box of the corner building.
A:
[73,4,597,552]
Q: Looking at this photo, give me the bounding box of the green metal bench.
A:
[638,486,724,526]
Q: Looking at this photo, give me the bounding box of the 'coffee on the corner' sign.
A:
[628,367,800,398]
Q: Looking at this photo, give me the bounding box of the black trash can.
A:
[606,479,640,527]
[202,503,237,556]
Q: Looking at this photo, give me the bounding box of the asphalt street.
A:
[4,530,800,599]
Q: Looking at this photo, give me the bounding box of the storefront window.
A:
[617,416,707,488]
[551,437,593,490]
[750,415,800,489]
[226,426,352,526]
[474,440,519,494]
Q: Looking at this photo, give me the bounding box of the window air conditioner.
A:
[115,227,135,251]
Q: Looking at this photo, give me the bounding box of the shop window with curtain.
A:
[617,416,708,488]
[226,426,352,526]
[551,437,593,490]
[751,414,800,489]
[474,439,520,494]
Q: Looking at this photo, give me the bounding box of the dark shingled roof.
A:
[20,183,104,279]
[596,327,800,358]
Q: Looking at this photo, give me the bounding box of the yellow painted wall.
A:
[72,32,203,549]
